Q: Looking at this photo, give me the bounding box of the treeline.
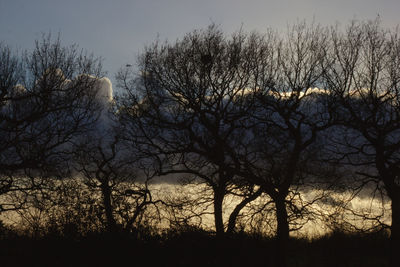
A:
[1,19,399,266]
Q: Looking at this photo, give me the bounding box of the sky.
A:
[1,0,400,91]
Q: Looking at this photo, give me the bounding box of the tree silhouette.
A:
[0,34,103,214]
[324,19,400,266]
[73,120,158,234]
[117,25,264,237]
[223,23,336,266]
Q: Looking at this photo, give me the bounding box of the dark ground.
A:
[0,228,391,267]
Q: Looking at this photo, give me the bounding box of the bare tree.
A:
[324,19,400,265]
[74,126,159,234]
[0,34,103,214]
[117,25,264,237]
[227,23,335,266]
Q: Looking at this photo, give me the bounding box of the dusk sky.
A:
[1,0,400,88]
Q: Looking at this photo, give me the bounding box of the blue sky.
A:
[1,0,399,88]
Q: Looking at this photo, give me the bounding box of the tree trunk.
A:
[275,196,289,267]
[213,191,225,237]
[101,183,117,232]
[390,195,400,267]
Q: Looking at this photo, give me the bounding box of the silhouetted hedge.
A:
[0,226,390,267]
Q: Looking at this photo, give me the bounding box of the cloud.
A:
[30,69,115,135]
[72,74,113,106]
[95,76,113,104]
[268,87,330,99]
